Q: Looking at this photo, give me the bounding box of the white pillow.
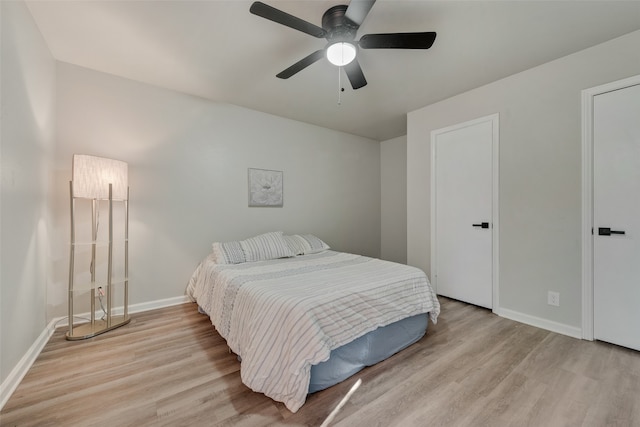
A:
[211,240,246,264]
[239,231,295,262]
[284,234,330,255]
[283,235,306,256]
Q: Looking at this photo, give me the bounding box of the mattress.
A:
[187,250,439,412]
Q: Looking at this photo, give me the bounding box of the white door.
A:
[432,115,497,309]
[593,83,640,351]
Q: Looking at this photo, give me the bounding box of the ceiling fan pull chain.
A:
[338,66,342,105]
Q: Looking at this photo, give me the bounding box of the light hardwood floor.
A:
[2,297,639,426]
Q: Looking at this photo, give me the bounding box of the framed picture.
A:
[248,168,283,207]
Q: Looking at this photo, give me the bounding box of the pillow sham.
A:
[211,240,246,264]
[284,234,330,255]
[283,234,306,256]
[239,231,295,262]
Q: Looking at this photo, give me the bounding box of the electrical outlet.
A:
[547,291,560,307]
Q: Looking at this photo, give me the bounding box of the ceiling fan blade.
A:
[344,0,376,27]
[276,50,325,79]
[250,2,327,38]
[359,32,437,49]
[344,59,367,90]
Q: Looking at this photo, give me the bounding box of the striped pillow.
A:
[284,234,330,255]
[283,235,305,256]
[212,240,246,264]
[240,231,295,262]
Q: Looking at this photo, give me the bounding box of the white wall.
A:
[0,0,56,388]
[380,135,407,264]
[408,30,640,330]
[49,62,381,319]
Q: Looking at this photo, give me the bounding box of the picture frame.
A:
[248,168,283,207]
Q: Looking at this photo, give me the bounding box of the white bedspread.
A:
[186,251,440,412]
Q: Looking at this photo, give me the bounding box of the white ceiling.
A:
[26,0,640,141]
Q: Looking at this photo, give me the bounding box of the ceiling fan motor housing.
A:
[322,5,358,42]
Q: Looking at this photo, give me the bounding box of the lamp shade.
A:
[326,42,356,66]
[72,154,128,200]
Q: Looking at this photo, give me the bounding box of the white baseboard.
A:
[0,295,191,410]
[49,295,192,330]
[0,319,56,411]
[90,295,191,321]
[128,295,191,315]
[496,307,582,339]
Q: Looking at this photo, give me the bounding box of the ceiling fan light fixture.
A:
[326,42,356,66]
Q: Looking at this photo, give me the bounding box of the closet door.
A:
[431,115,497,309]
[593,83,640,351]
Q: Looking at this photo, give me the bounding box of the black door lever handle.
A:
[598,227,625,236]
[472,222,490,229]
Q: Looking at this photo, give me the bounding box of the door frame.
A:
[581,74,640,341]
[430,113,500,312]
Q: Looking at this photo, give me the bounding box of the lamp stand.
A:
[66,181,130,340]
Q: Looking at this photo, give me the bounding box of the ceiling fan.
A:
[250,0,436,90]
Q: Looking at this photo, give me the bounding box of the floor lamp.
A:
[67,154,130,340]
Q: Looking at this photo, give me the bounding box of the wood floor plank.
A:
[2,298,640,426]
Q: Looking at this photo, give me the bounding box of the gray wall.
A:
[407,30,640,330]
[380,135,407,264]
[48,62,381,319]
[0,1,56,387]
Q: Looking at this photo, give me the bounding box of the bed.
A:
[186,232,440,412]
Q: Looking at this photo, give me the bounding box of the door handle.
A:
[598,227,625,236]
[472,222,490,229]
